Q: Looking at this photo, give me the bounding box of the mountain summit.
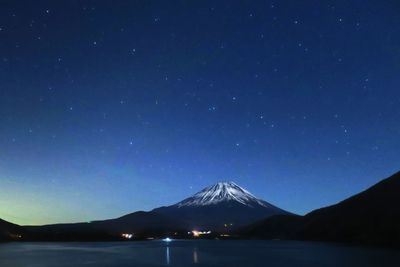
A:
[153,181,290,230]
[176,181,273,208]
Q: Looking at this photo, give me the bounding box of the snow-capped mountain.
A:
[24,181,292,239]
[153,181,291,230]
[176,181,273,208]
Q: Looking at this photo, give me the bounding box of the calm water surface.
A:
[0,240,399,267]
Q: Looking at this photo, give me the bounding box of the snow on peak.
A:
[176,181,269,208]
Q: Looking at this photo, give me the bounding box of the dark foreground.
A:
[0,240,399,267]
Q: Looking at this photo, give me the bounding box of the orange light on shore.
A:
[192,230,200,237]
[190,230,211,237]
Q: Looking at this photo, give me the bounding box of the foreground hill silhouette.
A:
[0,219,23,242]
[243,171,400,246]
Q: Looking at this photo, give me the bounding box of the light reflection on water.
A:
[193,247,199,264]
[165,244,198,264]
[166,245,170,265]
[0,240,399,267]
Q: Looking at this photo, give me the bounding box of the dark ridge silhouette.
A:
[242,171,400,246]
[0,218,24,242]
[239,214,303,239]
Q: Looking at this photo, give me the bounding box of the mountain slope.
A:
[91,211,185,237]
[298,171,400,244]
[25,211,180,241]
[0,218,23,242]
[153,182,291,230]
[244,171,400,245]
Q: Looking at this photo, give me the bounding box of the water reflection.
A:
[165,244,198,265]
[166,246,170,265]
[193,247,198,264]
[2,241,400,267]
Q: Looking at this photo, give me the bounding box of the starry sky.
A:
[1,1,400,225]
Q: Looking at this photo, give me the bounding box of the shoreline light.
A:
[190,230,212,237]
[121,233,133,239]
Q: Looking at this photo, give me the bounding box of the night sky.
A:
[1,1,400,225]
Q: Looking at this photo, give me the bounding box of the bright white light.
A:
[163,237,172,242]
[122,233,133,239]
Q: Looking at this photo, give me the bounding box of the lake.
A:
[0,240,399,267]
